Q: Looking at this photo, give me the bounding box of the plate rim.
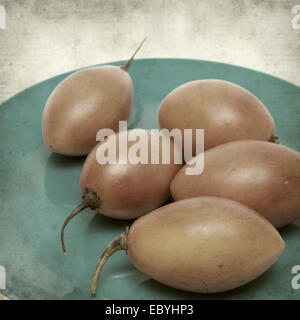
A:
[0,57,299,107]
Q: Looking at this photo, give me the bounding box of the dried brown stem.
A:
[270,135,280,144]
[60,188,100,255]
[121,38,147,71]
[91,227,129,297]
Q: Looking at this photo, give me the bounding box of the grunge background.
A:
[0,0,299,104]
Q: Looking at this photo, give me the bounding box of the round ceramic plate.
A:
[0,59,299,300]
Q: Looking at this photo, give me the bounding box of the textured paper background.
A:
[0,0,299,104]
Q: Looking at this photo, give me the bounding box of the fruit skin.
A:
[127,197,284,293]
[80,129,182,219]
[171,140,300,228]
[158,79,275,155]
[42,65,133,156]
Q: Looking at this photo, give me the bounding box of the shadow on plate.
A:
[278,221,300,239]
[87,211,132,235]
[44,153,85,206]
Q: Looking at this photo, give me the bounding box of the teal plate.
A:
[0,59,299,300]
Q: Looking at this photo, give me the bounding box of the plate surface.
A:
[0,58,299,300]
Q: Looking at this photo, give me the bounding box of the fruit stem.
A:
[60,188,100,255]
[91,227,129,297]
[121,38,147,71]
[270,135,279,144]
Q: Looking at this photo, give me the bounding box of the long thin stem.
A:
[60,200,88,256]
[121,38,147,71]
[60,188,100,256]
[60,201,88,255]
[91,227,129,297]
